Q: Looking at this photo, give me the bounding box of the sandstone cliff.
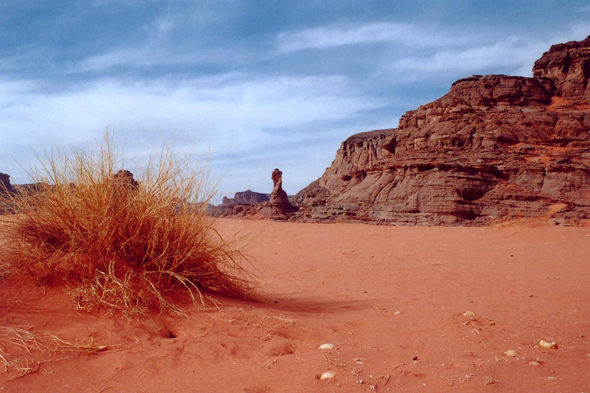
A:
[294,36,590,225]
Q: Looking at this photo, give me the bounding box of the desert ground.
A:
[1,218,589,392]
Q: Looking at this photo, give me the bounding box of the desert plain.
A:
[1,218,589,393]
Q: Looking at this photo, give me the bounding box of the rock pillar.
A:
[269,168,298,216]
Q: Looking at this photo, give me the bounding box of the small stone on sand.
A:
[538,340,556,350]
[320,371,336,380]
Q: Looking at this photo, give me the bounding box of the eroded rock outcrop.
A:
[0,173,13,196]
[112,170,139,189]
[267,168,298,216]
[533,36,590,103]
[294,36,590,225]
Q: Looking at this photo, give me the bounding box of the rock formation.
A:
[294,36,590,225]
[112,170,139,189]
[209,190,271,217]
[222,190,270,206]
[269,168,298,215]
[0,172,13,196]
[258,169,299,218]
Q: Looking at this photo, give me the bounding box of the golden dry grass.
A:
[0,326,110,380]
[0,133,256,318]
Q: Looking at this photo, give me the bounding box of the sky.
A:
[1,1,590,200]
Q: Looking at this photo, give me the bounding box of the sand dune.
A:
[1,219,589,392]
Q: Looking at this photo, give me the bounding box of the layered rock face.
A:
[295,36,590,225]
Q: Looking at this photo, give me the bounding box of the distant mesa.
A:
[208,189,271,217]
[222,190,270,206]
[292,35,590,225]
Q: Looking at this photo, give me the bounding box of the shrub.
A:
[0,133,256,318]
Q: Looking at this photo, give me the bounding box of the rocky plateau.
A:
[291,35,590,225]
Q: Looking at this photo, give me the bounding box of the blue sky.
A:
[1,1,590,199]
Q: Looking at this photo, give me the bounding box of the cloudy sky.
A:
[1,1,590,199]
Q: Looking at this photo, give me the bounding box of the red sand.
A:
[1,219,590,392]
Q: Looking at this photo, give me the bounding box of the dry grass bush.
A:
[0,133,256,318]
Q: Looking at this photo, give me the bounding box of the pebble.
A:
[529,361,541,366]
[539,340,556,350]
[318,343,337,350]
[320,371,336,380]
[463,311,475,317]
[504,350,518,357]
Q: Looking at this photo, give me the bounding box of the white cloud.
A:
[386,24,590,82]
[277,22,476,52]
[390,38,547,79]
[75,49,153,72]
[73,47,226,73]
[0,74,384,195]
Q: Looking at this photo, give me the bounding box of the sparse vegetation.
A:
[0,326,109,380]
[0,133,256,318]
